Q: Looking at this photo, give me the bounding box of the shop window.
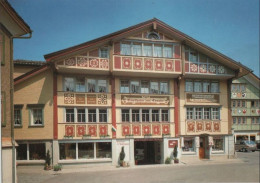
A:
[212,137,224,151]
[142,109,150,122]
[29,143,46,160]
[122,109,130,122]
[99,47,109,58]
[66,109,75,122]
[59,143,76,160]
[161,110,169,122]
[96,142,112,158]
[77,109,85,122]
[16,144,27,160]
[182,138,195,152]
[78,143,94,159]
[132,109,140,122]
[152,110,159,122]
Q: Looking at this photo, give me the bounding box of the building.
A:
[231,73,260,142]
[0,0,32,182]
[14,60,45,78]
[14,18,251,167]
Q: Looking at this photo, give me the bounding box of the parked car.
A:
[256,140,260,150]
[235,140,256,152]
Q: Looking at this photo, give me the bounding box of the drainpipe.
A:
[11,32,32,183]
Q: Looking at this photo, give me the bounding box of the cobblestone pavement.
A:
[17,151,259,183]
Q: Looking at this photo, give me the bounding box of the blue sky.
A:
[10,0,259,76]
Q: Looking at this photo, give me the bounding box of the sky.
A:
[9,0,259,76]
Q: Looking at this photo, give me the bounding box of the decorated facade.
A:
[14,18,251,166]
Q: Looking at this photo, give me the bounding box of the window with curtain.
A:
[130,81,140,93]
[160,82,168,94]
[163,46,172,58]
[143,45,152,57]
[120,80,129,93]
[121,43,131,55]
[64,77,75,92]
[150,81,159,94]
[75,77,85,92]
[194,81,202,92]
[132,44,142,56]
[97,80,107,93]
[154,45,162,57]
[87,79,96,92]
[141,81,149,93]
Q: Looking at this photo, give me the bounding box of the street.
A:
[18,152,260,183]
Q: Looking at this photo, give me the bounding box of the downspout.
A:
[11,32,32,183]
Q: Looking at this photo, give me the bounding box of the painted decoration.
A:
[154,59,163,71]
[190,63,198,72]
[243,109,247,114]
[208,65,216,73]
[257,109,260,114]
[99,125,108,136]
[122,125,131,136]
[76,125,86,137]
[132,125,141,136]
[165,60,174,71]
[87,94,96,104]
[65,125,75,137]
[98,94,107,105]
[162,124,170,134]
[65,57,76,66]
[99,59,109,69]
[213,122,221,132]
[122,57,132,69]
[242,93,246,98]
[89,58,99,68]
[152,125,161,135]
[199,64,207,73]
[187,122,195,132]
[133,58,143,70]
[232,93,237,98]
[142,125,151,135]
[196,121,204,132]
[88,125,97,137]
[77,57,88,67]
[64,93,74,104]
[205,122,212,132]
[76,94,85,104]
[144,59,153,70]
[186,93,219,103]
[121,95,169,105]
[217,65,225,74]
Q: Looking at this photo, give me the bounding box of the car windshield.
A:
[245,141,256,145]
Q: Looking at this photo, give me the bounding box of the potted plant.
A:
[119,146,125,167]
[44,150,51,170]
[165,157,172,164]
[173,145,179,163]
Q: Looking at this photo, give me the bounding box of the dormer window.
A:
[147,32,160,40]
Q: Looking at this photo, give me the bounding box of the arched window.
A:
[147,32,160,40]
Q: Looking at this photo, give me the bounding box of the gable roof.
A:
[44,18,252,77]
[14,59,45,66]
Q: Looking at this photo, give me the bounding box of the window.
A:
[194,82,202,92]
[141,81,149,94]
[212,137,224,151]
[75,77,85,92]
[130,81,140,93]
[100,47,108,58]
[147,32,160,40]
[132,44,142,56]
[242,117,246,124]
[87,79,96,92]
[59,143,76,160]
[251,117,260,124]
[185,81,193,92]
[29,143,46,160]
[66,109,75,122]
[189,49,198,62]
[31,108,43,125]
[142,109,150,122]
[186,107,220,120]
[132,109,140,122]
[96,142,112,158]
[203,82,210,93]
[77,109,85,122]
[99,109,107,122]
[143,44,152,57]
[120,80,129,93]
[185,80,219,93]
[97,80,107,93]
[78,143,94,159]
[186,108,193,120]
[161,110,169,122]
[182,137,195,152]
[16,144,27,160]
[211,108,220,120]
[164,46,172,58]
[237,117,241,124]
[211,82,219,93]
[88,109,96,122]
[150,81,159,94]
[237,101,241,107]
[121,43,131,55]
[154,45,162,57]
[64,77,74,92]
[14,106,22,126]
[242,101,246,107]
[233,117,236,124]
[231,84,246,92]
[122,109,130,122]
[160,82,168,94]
[152,110,159,122]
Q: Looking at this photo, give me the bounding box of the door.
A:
[199,137,205,159]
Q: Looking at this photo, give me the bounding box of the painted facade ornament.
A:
[88,125,97,137]
[165,60,174,71]
[132,125,141,136]
[152,125,161,135]
[162,124,170,134]
[133,58,143,70]
[99,59,109,69]
[242,93,246,98]
[89,58,99,68]
[218,65,225,74]
[196,121,204,132]
[122,57,132,69]
[213,122,221,132]
[155,59,163,71]
[77,57,88,67]
[144,59,153,70]
[64,93,74,104]
[232,93,237,98]
[122,125,131,136]
[98,94,107,105]
[65,125,75,137]
[65,57,76,66]
[190,64,198,72]
[209,65,216,73]
[76,125,86,137]
[242,109,247,114]
[199,64,207,73]
[99,125,108,136]
[187,122,195,132]
[205,122,212,132]
[142,125,151,135]
[238,109,241,114]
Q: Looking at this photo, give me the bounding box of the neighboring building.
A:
[0,0,32,182]
[13,60,45,79]
[14,18,251,167]
[231,73,260,142]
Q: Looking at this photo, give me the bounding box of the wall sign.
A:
[186,93,219,103]
[168,140,178,148]
[121,95,169,105]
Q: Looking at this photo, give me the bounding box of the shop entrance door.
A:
[199,137,205,159]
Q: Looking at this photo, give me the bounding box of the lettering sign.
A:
[87,94,96,104]
[168,140,178,148]
[76,94,85,104]
[121,95,169,105]
[186,93,219,103]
